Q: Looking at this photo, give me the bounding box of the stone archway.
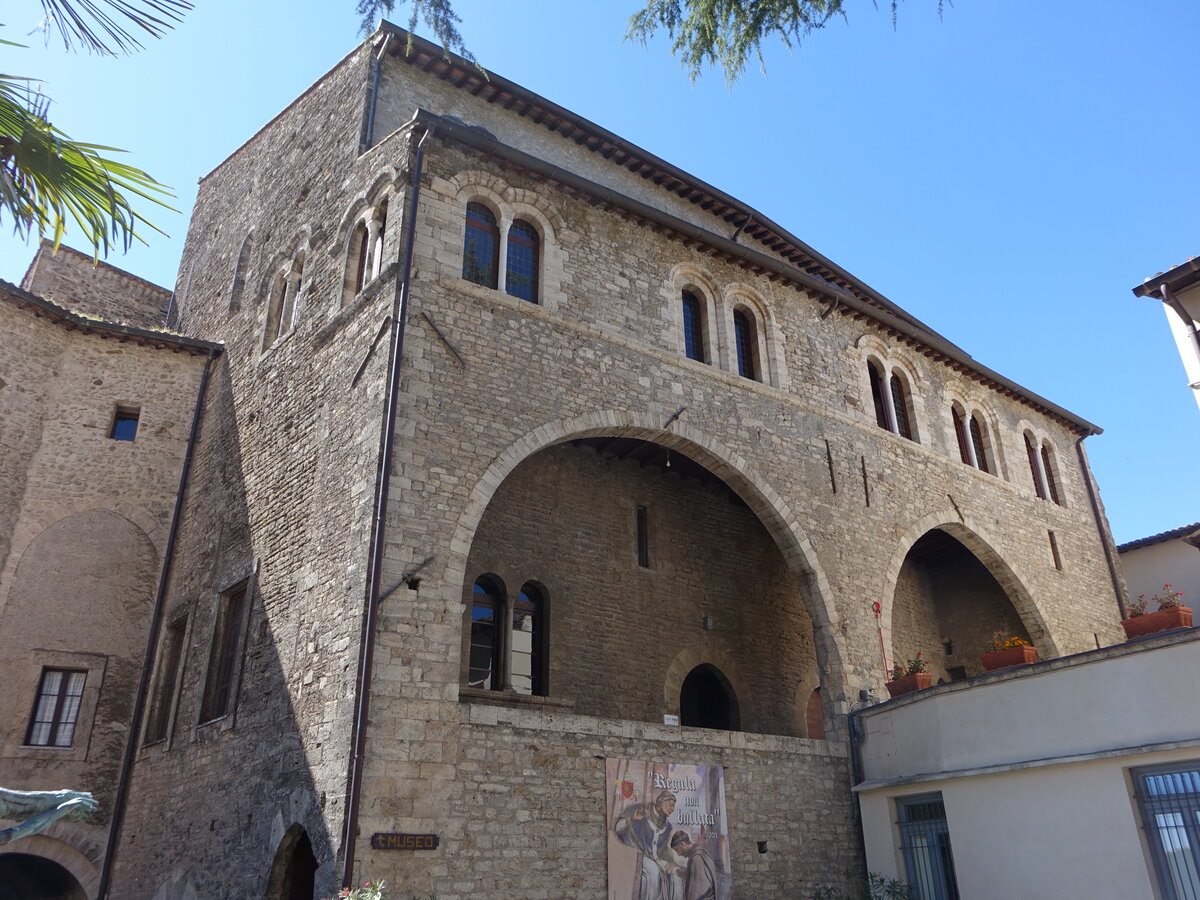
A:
[264,824,318,900]
[447,409,846,693]
[0,846,92,900]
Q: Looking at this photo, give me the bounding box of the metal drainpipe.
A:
[1074,436,1127,619]
[363,32,393,151]
[341,121,432,889]
[1159,283,1200,384]
[97,347,220,899]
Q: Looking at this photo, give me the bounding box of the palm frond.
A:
[37,0,192,55]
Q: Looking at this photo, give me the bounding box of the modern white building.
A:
[853,628,1200,900]
[1120,523,1200,611]
[1134,257,1200,414]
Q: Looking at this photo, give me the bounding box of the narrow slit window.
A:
[463,202,499,289]
[1025,434,1047,499]
[26,668,87,747]
[1048,530,1062,570]
[200,584,248,723]
[636,505,650,568]
[868,362,888,430]
[505,219,539,302]
[110,406,140,441]
[681,290,705,362]
[145,619,186,744]
[1041,444,1061,505]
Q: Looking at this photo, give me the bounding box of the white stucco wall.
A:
[855,631,1200,899]
[1164,281,1200,412]
[1120,537,1200,607]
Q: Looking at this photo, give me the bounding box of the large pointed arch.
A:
[445,409,846,693]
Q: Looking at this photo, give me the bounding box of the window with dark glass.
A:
[200,584,248,723]
[110,406,140,441]
[681,290,705,362]
[1040,444,1061,505]
[890,374,914,441]
[968,414,990,474]
[1134,762,1200,900]
[952,407,971,465]
[145,618,186,744]
[869,362,889,430]
[1025,434,1047,499]
[510,583,545,696]
[897,793,960,900]
[733,308,757,380]
[26,668,86,747]
[462,202,499,288]
[469,577,503,690]
[505,219,539,302]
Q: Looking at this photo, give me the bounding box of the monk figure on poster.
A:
[613,789,683,900]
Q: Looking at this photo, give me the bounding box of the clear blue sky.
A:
[4,0,1197,545]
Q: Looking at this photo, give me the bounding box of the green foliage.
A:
[354,0,474,63]
[813,867,915,899]
[32,0,192,55]
[0,65,173,254]
[627,0,947,83]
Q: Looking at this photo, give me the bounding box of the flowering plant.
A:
[1154,584,1185,611]
[324,881,385,900]
[984,631,1030,653]
[1128,596,1149,618]
[888,651,928,681]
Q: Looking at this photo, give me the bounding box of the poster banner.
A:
[605,757,732,900]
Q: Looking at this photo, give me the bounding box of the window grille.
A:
[896,793,960,900]
[26,668,87,747]
[1134,763,1200,900]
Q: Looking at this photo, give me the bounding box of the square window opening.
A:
[110,405,141,441]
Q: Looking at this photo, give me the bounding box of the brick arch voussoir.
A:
[881,509,1059,659]
[447,409,847,684]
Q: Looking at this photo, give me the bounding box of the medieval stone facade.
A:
[2,24,1130,900]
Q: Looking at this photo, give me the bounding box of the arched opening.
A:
[891,528,1033,681]
[805,687,825,740]
[0,853,87,900]
[680,663,739,731]
[264,825,318,900]
[461,434,821,736]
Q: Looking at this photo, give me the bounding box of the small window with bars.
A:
[26,668,87,747]
[896,792,960,900]
[1134,762,1200,900]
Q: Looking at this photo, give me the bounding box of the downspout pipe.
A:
[362,32,393,151]
[1159,283,1200,382]
[341,119,432,889]
[1075,436,1127,619]
[98,347,220,898]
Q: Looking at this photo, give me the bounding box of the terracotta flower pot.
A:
[885,672,932,698]
[980,645,1038,671]
[1122,605,1193,640]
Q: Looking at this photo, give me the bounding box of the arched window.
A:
[1025,433,1046,500]
[953,405,992,473]
[511,583,546,695]
[230,233,254,311]
[280,250,305,335]
[869,361,889,429]
[1040,443,1061,505]
[681,290,706,362]
[469,576,503,690]
[969,414,990,474]
[344,221,370,306]
[952,406,971,465]
[890,373,914,440]
[263,271,287,350]
[463,202,499,288]
[805,687,825,740]
[505,219,539,302]
[371,198,389,281]
[680,664,739,731]
[733,308,758,380]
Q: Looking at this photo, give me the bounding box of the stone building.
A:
[0,246,218,897]
[2,23,1131,900]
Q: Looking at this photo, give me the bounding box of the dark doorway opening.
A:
[680,664,739,731]
[0,853,87,900]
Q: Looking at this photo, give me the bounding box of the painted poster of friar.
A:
[605,757,733,900]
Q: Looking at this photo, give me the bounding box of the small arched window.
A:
[230,233,254,311]
[505,219,539,302]
[952,406,971,465]
[681,290,706,362]
[869,361,889,430]
[263,271,287,350]
[969,414,990,474]
[511,583,546,696]
[889,373,914,441]
[469,576,503,690]
[1040,443,1061,505]
[733,308,758,380]
[344,221,370,306]
[1025,433,1046,500]
[463,202,499,289]
[371,199,389,281]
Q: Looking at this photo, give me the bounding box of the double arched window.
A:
[951,403,995,475]
[673,275,776,386]
[342,197,389,306]
[262,245,307,351]
[1024,433,1063,505]
[468,575,547,696]
[868,359,918,442]
[462,201,542,303]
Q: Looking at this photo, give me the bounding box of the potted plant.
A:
[1122,585,1193,639]
[980,632,1038,671]
[885,652,932,698]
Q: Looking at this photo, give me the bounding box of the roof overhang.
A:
[1133,257,1200,300]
